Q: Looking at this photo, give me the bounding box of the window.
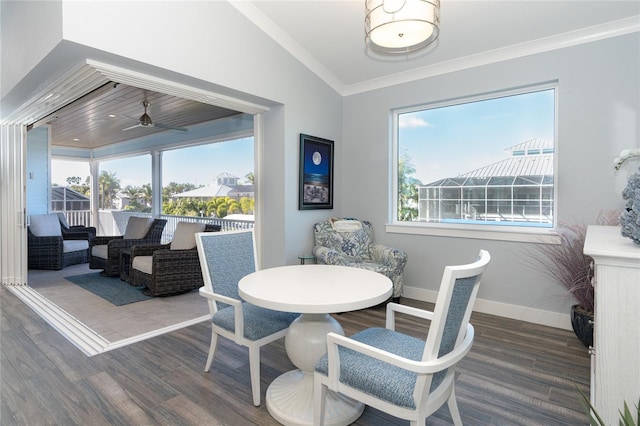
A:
[394,85,556,235]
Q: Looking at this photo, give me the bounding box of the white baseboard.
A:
[402,286,572,331]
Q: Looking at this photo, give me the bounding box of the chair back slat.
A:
[196,229,256,311]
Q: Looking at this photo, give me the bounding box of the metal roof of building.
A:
[424,138,554,187]
[174,184,233,198]
[504,137,553,152]
[461,153,553,179]
[51,186,89,201]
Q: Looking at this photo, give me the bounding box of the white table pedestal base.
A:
[266,370,364,426]
[266,313,364,425]
[238,268,391,426]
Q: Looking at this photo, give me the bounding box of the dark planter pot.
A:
[571,304,594,348]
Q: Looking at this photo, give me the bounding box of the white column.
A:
[151,150,162,217]
[89,159,99,229]
[0,125,27,285]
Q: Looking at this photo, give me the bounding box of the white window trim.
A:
[385,222,560,244]
[390,82,559,244]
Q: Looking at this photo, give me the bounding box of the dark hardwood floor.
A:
[1,285,590,425]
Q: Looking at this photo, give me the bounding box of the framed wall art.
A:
[299,133,334,210]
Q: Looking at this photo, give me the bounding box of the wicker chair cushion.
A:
[63,240,89,253]
[131,255,153,275]
[30,214,62,237]
[123,216,153,239]
[170,222,206,250]
[91,244,109,259]
[55,212,70,228]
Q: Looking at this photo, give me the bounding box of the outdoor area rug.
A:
[64,272,153,306]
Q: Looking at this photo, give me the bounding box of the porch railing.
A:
[159,214,254,243]
[55,210,92,227]
[60,210,254,243]
[91,210,254,244]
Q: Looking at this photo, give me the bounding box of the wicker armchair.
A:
[28,213,89,270]
[129,223,221,296]
[89,217,167,276]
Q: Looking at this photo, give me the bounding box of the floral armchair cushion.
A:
[312,217,408,299]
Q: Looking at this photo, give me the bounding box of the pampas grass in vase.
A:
[528,210,619,346]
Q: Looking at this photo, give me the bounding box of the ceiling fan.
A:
[122,101,188,132]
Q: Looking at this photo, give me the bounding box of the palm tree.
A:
[140,183,152,209]
[99,170,121,209]
[240,197,254,214]
[121,185,142,210]
[121,185,141,202]
[66,175,90,196]
[398,152,421,221]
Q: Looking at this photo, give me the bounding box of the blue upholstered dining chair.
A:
[313,250,491,426]
[195,229,299,406]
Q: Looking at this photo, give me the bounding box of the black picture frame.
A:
[299,134,334,210]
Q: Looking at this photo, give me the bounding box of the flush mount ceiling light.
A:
[365,0,440,54]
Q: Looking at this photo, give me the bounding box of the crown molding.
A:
[344,15,640,96]
[232,2,638,98]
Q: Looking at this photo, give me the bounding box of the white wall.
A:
[342,33,640,327]
[0,0,62,99]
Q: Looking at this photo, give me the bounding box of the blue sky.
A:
[399,89,555,184]
[52,137,254,188]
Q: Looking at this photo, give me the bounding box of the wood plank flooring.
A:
[1,285,590,425]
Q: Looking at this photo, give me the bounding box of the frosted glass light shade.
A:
[365,0,440,53]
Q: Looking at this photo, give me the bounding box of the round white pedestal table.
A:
[239,264,392,426]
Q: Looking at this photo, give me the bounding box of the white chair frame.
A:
[196,229,291,407]
[314,250,491,425]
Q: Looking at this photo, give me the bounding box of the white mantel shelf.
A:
[584,225,640,264]
[583,225,640,426]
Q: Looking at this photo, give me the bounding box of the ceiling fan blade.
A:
[154,122,188,131]
[122,124,141,131]
[120,101,187,132]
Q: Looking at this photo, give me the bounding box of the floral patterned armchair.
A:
[313,217,408,301]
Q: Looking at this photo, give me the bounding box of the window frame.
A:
[388,83,560,244]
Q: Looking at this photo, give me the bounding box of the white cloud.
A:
[399,116,432,129]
